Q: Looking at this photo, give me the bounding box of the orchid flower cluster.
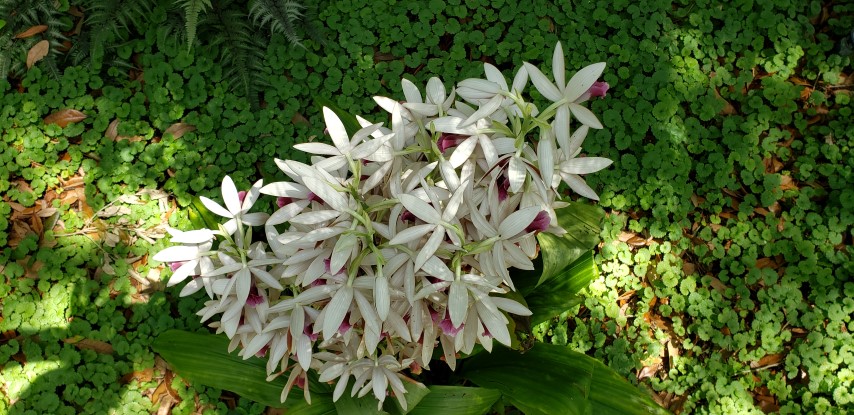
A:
[154,42,612,410]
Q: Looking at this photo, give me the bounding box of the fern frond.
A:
[201,0,265,103]
[176,0,212,51]
[249,0,305,46]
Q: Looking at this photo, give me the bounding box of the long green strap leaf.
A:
[152,330,335,413]
[524,251,598,326]
[460,343,670,415]
[406,386,500,415]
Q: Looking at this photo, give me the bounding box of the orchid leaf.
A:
[152,330,335,413]
[524,251,598,326]
[314,96,362,136]
[460,343,669,415]
[406,386,500,415]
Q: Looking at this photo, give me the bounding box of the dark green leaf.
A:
[537,202,605,287]
[524,251,598,326]
[407,386,500,415]
[152,330,335,413]
[460,343,669,415]
[384,381,431,415]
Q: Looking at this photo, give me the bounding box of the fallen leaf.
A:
[15,25,48,39]
[163,122,196,139]
[755,258,777,269]
[26,40,50,69]
[106,119,120,140]
[779,175,798,191]
[751,352,786,368]
[121,367,154,384]
[63,336,114,354]
[708,276,729,295]
[98,205,132,217]
[37,207,57,218]
[44,109,87,128]
[156,395,175,415]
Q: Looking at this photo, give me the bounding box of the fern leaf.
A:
[249,0,305,46]
[177,0,211,51]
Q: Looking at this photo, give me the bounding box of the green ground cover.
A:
[1,0,852,414]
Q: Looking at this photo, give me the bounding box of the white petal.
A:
[167,260,197,286]
[289,209,341,225]
[169,229,215,244]
[426,77,446,104]
[508,156,526,193]
[294,142,342,156]
[350,133,392,160]
[403,102,439,117]
[200,196,233,219]
[448,281,468,328]
[401,78,423,104]
[565,62,607,103]
[397,194,441,224]
[567,125,589,157]
[561,173,601,201]
[295,334,313,371]
[331,233,357,274]
[259,181,308,198]
[457,78,501,95]
[235,267,251,305]
[323,107,351,151]
[552,42,566,89]
[511,66,528,94]
[221,176,241,215]
[476,300,511,346]
[242,212,269,226]
[561,157,613,174]
[242,179,264,212]
[569,103,603,129]
[483,63,508,91]
[460,95,503,128]
[267,200,311,226]
[430,116,470,134]
[414,229,444,272]
[555,105,570,156]
[498,206,541,238]
[323,285,354,340]
[153,245,201,263]
[420,256,454,281]
[523,62,562,102]
[492,297,532,316]
[375,276,390,321]
[538,138,555,189]
[302,177,348,212]
[388,224,434,246]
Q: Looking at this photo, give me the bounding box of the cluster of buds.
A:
[154,42,611,410]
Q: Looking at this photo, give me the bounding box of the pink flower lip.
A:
[169,261,186,272]
[237,191,247,203]
[276,197,293,208]
[525,210,550,233]
[588,81,609,98]
[438,133,468,152]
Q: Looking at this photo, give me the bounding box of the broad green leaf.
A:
[334,392,390,415]
[536,202,604,287]
[152,330,335,413]
[460,343,669,415]
[407,386,500,415]
[385,381,431,415]
[314,96,362,137]
[0,20,7,30]
[524,251,598,326]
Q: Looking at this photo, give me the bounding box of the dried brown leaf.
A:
[15,25,49,39]
[44,109,87,128]
[779,175,798,191]
[63,336,114,354]
[163,122,196,139]
[751,352,786,368]
[106,119,120,140]
[26,40,50,69]
[37,207,57,217]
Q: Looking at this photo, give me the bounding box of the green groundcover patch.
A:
[1,1,852,414]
